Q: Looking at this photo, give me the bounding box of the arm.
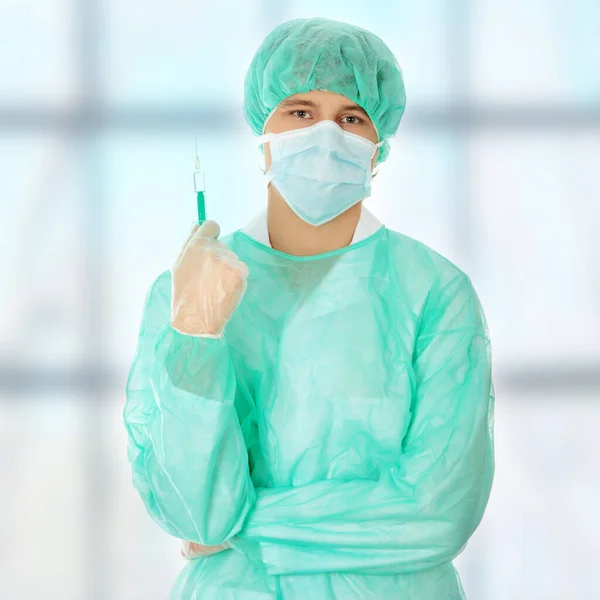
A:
[124,271,256,546]
[230,273,494,576]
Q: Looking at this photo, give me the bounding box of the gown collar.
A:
[241,205,383,247]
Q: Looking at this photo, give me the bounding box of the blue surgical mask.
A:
[259,120,383,226]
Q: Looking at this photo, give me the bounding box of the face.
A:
[263,90,380,171]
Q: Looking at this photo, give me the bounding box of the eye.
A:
[341,115,364,125]
[291,110,312,119]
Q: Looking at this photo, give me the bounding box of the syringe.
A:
[193,138,206,225]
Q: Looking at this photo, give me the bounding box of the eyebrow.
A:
[280,98,369,117]
[279,99,318,108]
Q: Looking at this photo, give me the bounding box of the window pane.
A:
[102,0,264,107]
[470,131,600,365]
[0,394,184,599]
[0,0,76,108]
[0,395,87,599]
[375,132,462,264]
[0,134,88,368]
[457,389,600,600]
[471,0,600,105]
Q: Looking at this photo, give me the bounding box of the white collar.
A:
[241,205,383,247]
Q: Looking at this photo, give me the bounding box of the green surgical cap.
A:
[243,18,407,163]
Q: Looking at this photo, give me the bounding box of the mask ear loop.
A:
[256,103,281,175]
[371,139,385,178]
[371,116,384,177]
[257,132,276,178]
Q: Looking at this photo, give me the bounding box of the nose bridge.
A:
[317,119,345,146]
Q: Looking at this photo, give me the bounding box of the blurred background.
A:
[1,0,599,598]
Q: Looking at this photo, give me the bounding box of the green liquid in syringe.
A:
[193,147,206,225]
[196,190,206,225]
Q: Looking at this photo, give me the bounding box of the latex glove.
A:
[171,220,249,337]
[181,540,230,560]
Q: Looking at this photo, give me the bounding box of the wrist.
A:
[170,319,224,338]
[171,316,223,339]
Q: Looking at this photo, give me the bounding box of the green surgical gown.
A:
[124,226,495,600]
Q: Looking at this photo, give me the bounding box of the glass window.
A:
[0,395,87,599]
[470,131,600,364]
[470,0,600,105]
[0,134,88,368]
[101,0,264,107]
[2,0,599,596]
[0,0,76,108]
[375,131,462,264]
[457,389,600,600]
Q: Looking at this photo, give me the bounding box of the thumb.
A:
[194,220,220,240]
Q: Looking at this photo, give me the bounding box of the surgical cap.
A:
[243,18,407,163]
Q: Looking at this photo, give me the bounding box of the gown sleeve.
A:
[123,271,257,546]
[230,273,495,576]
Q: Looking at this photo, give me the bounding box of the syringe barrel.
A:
[193,170,206,193]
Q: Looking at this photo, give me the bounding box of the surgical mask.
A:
[259,120,384,226]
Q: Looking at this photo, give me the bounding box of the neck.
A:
[266,185,362,256]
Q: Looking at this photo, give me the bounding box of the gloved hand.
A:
[171,220,249,337]
[181,540,230,560]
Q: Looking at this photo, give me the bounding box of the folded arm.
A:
[231,274,494,575]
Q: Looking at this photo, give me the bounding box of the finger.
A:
[217,258,249,284]
[176,223,200,263]
[193,220,220,241]
[212,246,240,263]
[233,260,249,279]
[181,541,196,559]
